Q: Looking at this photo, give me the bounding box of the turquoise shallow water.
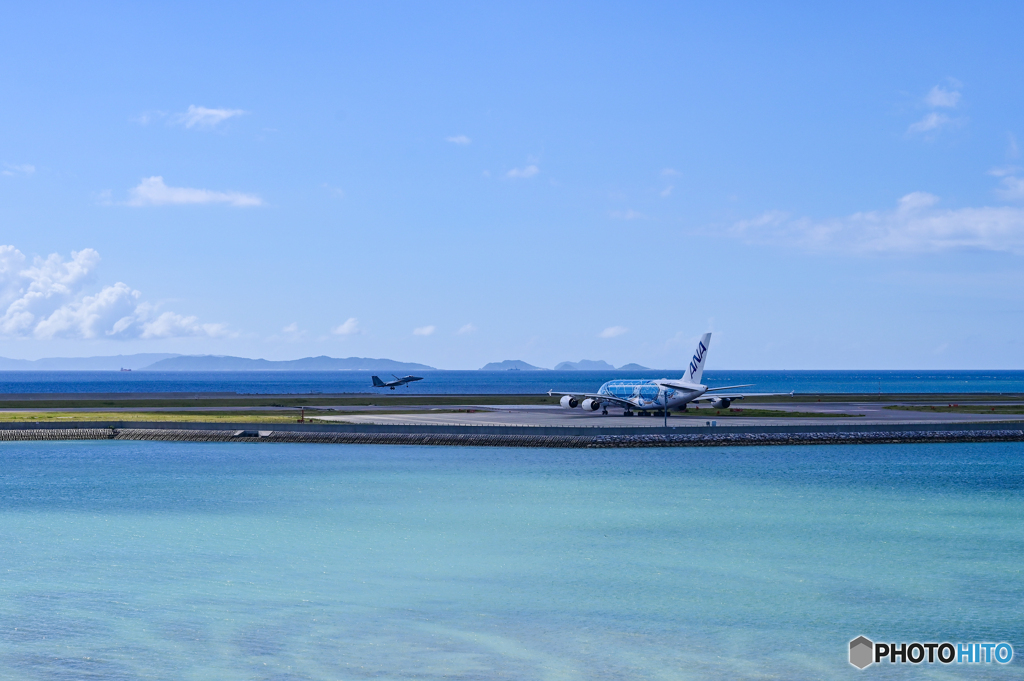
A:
[0,441,1021,680]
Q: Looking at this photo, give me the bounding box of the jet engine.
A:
[581,398,600,411]
[560,395,579,409]
[710,397,732,409]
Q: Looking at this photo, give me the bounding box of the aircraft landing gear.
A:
[601,407,608,415]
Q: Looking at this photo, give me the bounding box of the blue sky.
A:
[1,1,1022,369]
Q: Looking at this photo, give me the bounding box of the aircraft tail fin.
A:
[371,375,386,387]
[683,333,712,384]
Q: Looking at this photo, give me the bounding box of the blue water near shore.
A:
[2,369,1024,395]
[0,440,1020,679]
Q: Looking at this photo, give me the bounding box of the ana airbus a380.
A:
[548,333,790,415]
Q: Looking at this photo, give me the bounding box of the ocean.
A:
[0,440,1019,679]
[1,369,1024,395]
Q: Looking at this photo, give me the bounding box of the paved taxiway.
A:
[308,402,1024,428]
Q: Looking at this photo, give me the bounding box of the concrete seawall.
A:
[1,421,1023,447]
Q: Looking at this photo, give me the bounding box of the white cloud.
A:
[0,245,226,339]
[2,164,35,177]
[457,323,477,334]
[140,311,229,339]
[127,176,263,207]
[132,110,167,126]
[994,175,1024,202]
[925,85,961,108]
[908,83,963,136]
[599,326,628,338]
[731,192,1024,254]
[0,245,26,293]
[1009,133,1020,159]
[322,183,345,198]
[275,321,308,341]
[907,112,952,135]
[413,325,436,336]
[0,248,101,337]
[175,105,245,128]
[988,166,1020,178]
[332,317,361,336]
[446,135,471,145]
[661,168,680,176]
[506,165,539,179]
[609,209,646,221]
[32,282,140,340]
[737,209,790,227]
[990,166,1024,202]
[660,186,673,198]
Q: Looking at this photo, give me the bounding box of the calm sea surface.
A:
[0,440,1020,679]
[2,370,1024,394]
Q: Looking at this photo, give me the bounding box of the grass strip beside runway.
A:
[676,408,857,418]
[885,404,1024,414]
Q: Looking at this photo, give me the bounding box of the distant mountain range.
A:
[0,353,654,372]
[0,353,180,371]
[0,353,434,372]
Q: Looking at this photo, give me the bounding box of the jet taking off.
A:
[548,333,790,415]
[372,374,424,390]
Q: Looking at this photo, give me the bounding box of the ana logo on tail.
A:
[688,341,707,379]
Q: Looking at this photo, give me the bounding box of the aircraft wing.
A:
[547,390,635,408]
[691,391,794,402]
[659,382,753,392]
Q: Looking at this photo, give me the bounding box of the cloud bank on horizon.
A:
[0,245,227,340]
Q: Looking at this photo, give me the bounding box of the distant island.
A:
[554,360,616,370]
[479,360,547,371]
[616,363,651,371]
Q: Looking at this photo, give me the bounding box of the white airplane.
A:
[548,332,791,415]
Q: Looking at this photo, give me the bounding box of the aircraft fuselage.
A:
[597,379,706,411]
